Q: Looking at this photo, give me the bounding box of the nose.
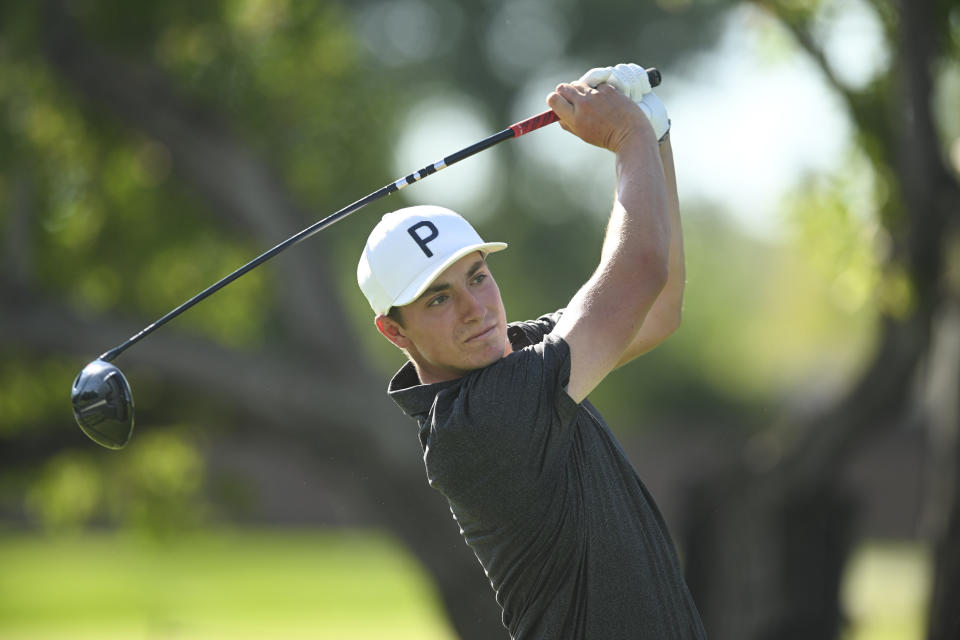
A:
[458,289,486,323]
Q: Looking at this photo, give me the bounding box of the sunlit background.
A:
[2,0,958,638]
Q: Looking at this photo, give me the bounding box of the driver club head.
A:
[71,359,135,449]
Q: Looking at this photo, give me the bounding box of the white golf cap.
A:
[357,205,507,315]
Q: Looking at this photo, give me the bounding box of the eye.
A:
[471,273,488,285]
[427,294,448,307]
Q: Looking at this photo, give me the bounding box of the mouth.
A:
[465,324,497,343]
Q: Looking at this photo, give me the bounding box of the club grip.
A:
[647,67,661,88]
[509,67,662,138]
[510,110,560,137]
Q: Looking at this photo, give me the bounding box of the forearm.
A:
[651,134,684,315]
[612,134,684,366]
[569,125,669,350]
[599,127,671,282]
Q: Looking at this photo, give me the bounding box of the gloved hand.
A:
[579,63,670,141]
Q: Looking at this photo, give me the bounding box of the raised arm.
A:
[547,79,672,404]
[613,132,684,368]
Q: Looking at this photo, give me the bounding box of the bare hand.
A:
[546,81,654,153]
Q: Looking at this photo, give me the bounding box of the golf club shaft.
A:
[97,113,552,361]
[99,68,661,362]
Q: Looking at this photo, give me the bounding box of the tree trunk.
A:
[684,474,855,639]
[924,299,960,639]
[681,317,920,639]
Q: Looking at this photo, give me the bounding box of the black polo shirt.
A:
[388,312,706,639]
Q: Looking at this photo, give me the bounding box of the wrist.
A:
[611,118,658,155]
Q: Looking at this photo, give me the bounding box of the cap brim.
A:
[391,242,507,310]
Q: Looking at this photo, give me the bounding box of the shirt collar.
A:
[387,361,459,420]
[386,321,535,420]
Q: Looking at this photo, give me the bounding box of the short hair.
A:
[387,305,404,328]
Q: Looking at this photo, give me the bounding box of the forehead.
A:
[410,251,487,303]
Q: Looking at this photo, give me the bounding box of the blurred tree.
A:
[678,1,960,638]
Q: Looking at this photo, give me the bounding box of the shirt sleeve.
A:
[506,309,564,349]
[423,332,580,517]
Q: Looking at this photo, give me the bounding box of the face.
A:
[376,252,510,384]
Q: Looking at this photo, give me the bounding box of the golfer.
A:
[358,63,705,639]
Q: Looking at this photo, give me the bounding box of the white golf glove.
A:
[579,63,670,141]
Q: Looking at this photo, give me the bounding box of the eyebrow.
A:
[417,258,486,301]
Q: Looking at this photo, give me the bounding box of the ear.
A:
[375,314,409,349]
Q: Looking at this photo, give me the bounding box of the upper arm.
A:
[553,233,668,404]
[611,298,682,369]
[610,135,685,370]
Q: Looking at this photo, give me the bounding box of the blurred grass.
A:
[0,530,928,639]
[842,541,931,640]
[0,528,456,640]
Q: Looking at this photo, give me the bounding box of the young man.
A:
[357,64,705,638]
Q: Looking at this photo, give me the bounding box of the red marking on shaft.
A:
[510,110,559,137]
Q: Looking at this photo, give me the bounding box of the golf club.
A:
[71,68,662,449]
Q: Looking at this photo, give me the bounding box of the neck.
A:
[410,338,513,385]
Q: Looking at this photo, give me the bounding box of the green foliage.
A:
[24,453,102,531]
[0,0,392,331]
[1,16,255,336]
[0,0,398,538]
[23,430,206,535]
[0,355,78,437]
